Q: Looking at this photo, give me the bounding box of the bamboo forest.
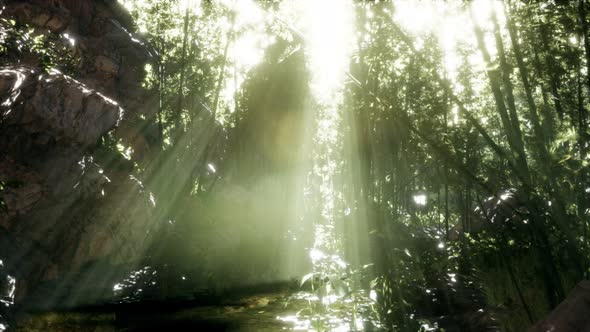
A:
[2,0,590,331]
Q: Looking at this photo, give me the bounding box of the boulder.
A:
[528,281,590,332]
[0,67,122,149]
[6,2,70,33]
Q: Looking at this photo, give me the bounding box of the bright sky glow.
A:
[394,1,504,82]
[413,194,427,206]
[181,0,203,18]
[218,0,270,122]
[299,0,354,104]
[223,0,268,69]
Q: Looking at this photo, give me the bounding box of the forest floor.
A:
[13,286,312,331]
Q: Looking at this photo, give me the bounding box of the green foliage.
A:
[339,1,590,329]
[0,18,79,74]
[297,257,380,331]
[370,225,451,331]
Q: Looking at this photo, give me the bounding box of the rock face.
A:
[0,67,121,150]
[0,0,161,317]
[528,281,590,332]
[3,0,159,160]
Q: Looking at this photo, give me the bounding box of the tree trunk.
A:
[578,0,590,96]
[503,3,549,157]
[473,20,529,183]
[492,8,526,158]
[212,10,235,119]
[174,2,191,143]
[538,19,565,120]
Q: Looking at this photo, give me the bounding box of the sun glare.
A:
[413,194,427,206]
[394,0,504,84]
[393,1,439,35]
[180,0,202,16]
[299,0,354,104]
[218,0,270,121]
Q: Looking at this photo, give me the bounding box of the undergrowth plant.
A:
[297,251,381,331]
